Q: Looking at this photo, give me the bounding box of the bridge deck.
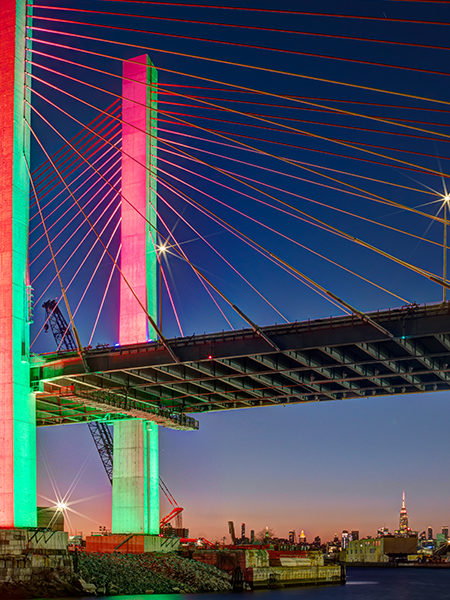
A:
[32,303,450,429]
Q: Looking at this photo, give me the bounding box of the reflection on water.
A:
[38,567,450,600]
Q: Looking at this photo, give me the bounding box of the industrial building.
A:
[344,536,418,564]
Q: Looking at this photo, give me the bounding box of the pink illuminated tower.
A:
[119,55,158,345]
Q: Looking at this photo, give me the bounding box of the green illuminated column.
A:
[0,0,36,528]
[111,420,159,534]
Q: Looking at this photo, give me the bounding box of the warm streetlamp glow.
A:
[56,501,68,511]
[158,243,167,254]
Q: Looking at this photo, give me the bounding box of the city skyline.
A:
[38,391,450,541]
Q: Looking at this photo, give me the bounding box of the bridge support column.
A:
[114,55,159,535]
[111,420,159,534]
[0,0,36,528]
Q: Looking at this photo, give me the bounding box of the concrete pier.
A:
[111,419,159,534]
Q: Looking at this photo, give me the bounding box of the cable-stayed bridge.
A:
[1,0,450,534]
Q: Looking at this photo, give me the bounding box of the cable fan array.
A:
[25,0,450,353]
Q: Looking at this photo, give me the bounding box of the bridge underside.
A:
[32,304,450,430]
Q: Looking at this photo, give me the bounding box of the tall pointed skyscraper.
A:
[398,490,409,536]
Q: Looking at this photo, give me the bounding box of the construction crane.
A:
[42,299,77,352]
[42,298,184,529]
[88,421,114,484]
[42,300,111,478]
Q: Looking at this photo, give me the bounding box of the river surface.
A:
[37,567,450,600]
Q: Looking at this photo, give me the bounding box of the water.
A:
[38,567,450,600]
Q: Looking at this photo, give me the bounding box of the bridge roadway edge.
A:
[31,303,450,428]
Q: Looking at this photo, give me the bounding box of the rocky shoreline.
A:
[0,552,232,598]
[77,552,232,596]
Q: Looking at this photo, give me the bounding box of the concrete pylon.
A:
[0,0,36,528]
[111,420,159,534]
[119,54,158,345]
[112,55,159,534]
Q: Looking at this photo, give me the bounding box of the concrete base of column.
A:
[111,419,159,534]
[85,534,179,553]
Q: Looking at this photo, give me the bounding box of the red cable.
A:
[29,51,448,184]
[153,143,443,255]
[29,5,450,51]
[30,131,120,243]
[28,74,398,235]
[150,194,233,331]
[29,18,450,79]
[33,201,121,348]
[158,98,450,129]
[27,34,450,111]
[31,172,120,283]
[88,243,121,346]
[31,98,119,179]
[30,131,121,235]
[30,123,120,223]
[57,217,121,350]
[157,90,450,114]
[26,57,448,205]
[158,176,349,315]
[31,100,119,182]
[28,84,235,333]
[156,177,288,322]
[30,151,121,255]
[32,117,120,203]
[157,127,445,193]
[156,137,440,222]
[160,259,185,336]
[31,120,120,216]
[27,93,360,324]
[29,68,442,253]
[158,119,446,176]
[26,47,450,181]
[32,1,450,26]
[32,195,121,328]
[158,107,450,144]
[154,151,429,295]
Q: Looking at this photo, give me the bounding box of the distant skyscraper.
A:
[241,522,246,540]
[341,530,349,549]
[351,530,359,541]
[288,530,295,544]
[299,530,306,545]
[442,526,449,540]
[427,526,433,540]
[250,530,255,543]
[398,491,409,536]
